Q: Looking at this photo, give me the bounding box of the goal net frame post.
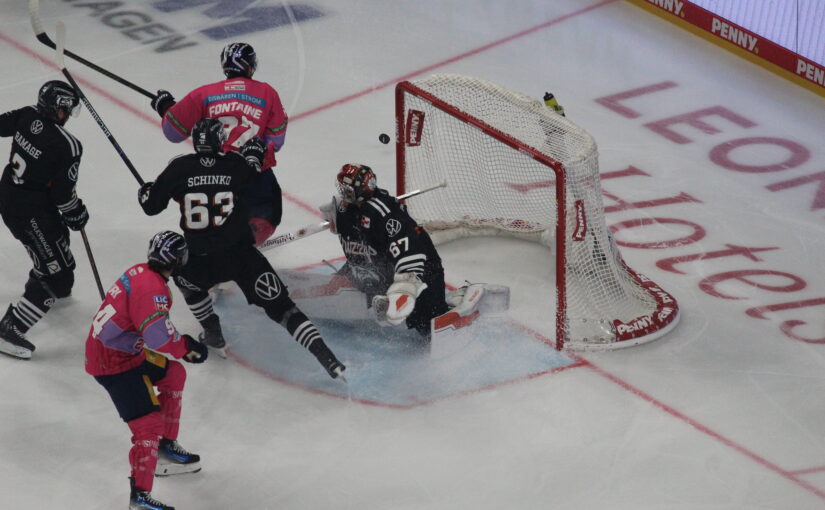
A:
[394,75,679,351]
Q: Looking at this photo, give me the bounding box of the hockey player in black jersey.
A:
[138,118,345,379]
[0,80,89,359]
[321,164,448,340]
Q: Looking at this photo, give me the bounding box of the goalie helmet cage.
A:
[394,74,679,350]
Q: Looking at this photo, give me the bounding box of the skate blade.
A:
[208,345,228,359]
[0,339,32,360]
[155,461,202,476]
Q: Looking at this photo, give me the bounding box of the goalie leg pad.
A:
[432,284,486,333]
[385,273,427,326]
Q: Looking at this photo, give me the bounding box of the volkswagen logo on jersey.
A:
[174,276,202,292]
[200,157,216,167]
[254,272,281,300]
[68,162,79,182]
[30,120,43,134]
[385,218,402,237]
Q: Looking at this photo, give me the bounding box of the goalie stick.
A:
[52,22,146,186]
[29,0,157,100]
[257,180,448,252]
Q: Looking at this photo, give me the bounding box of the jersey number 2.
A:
[10,153,26,184]
[218,115,260,149]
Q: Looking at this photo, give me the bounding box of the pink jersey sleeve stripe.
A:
[266,119,287,134]
[164,111,191,136]
[137,311,167,333]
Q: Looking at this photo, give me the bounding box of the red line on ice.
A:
[572,353,825,502]
[11,3,822,503]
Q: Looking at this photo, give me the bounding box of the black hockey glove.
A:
[138,181,153,209]
[182,334,208,363]
[62,200,89,231]
[151,90,176,118]
[239,137,265,171]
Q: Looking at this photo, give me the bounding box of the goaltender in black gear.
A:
[0,80,88,359]
[321,164,448,340]
[138,118,345,379]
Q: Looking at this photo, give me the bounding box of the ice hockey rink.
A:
[2,0,825,508]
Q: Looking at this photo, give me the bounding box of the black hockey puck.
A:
[379,133,390,144]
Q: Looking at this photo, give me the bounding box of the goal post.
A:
[394,74,679,350]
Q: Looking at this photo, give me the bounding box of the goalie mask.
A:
[192,118,227,155]
[221,42,257,78]
[336,164,376,205]
[37,80,80,124]
[147,231,188,273]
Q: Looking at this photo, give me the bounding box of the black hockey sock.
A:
[12,286,55,334]
[280,307,327,356]
[185,293,215,323]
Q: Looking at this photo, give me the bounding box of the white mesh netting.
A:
[396,74,679,350]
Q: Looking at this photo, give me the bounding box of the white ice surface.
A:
[1,1,825,509]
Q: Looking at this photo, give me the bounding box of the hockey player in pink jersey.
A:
[86,231,208,510]
[149,42,287,247]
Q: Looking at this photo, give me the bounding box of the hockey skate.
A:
[0,305,35,360]
[129,476,175,510]
[198,315,227,358]
[155,438,201,476]
[314,346,347,381]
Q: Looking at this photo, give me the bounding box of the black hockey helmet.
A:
[36,80,80,123]
[337,164,376,205]
[221,42,257,78]
[147,231,188,273]
[192,118,227,154]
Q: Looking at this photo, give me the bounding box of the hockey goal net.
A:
[395,74,679,350]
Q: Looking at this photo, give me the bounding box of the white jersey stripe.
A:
[55,125,80,157]
[366,198,390,216]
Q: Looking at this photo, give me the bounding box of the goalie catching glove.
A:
[383,272,428,326]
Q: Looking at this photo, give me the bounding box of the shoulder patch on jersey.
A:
[385,218,402,237]
[360,215,371,228]
[30,120,43,135]
[153,295,170,311]
[68,162,79,182]
[118,273,132,294]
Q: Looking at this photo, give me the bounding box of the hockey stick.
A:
[29,0,157,100]
[258,179,448,252]
[80,229,106,300]
[53,22,146,186]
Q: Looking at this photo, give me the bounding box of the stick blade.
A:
[54,21,66,69]
[28,0,46,37]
